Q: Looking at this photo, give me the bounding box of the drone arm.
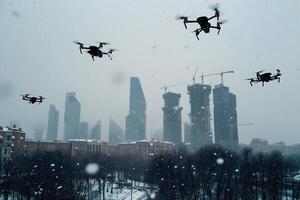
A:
[210,26,218,29]
[185,20,197,23]
[208,15,217,21]
[210,25,221,34]
[81,46,89,49]
[184,20,197,28]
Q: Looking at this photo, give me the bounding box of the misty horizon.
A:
[0,0,300,145]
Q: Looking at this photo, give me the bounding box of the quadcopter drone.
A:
[21,94,46,104]
[74,41,117,61]
[246,69,282,87]
[176,3,227,40]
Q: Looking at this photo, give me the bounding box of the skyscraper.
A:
[213,84,238,149]
[183,122,191,143]
[47,105,59,141]
[162,92,182,146]
[188,84,212,151]
[109,118,124,145]
[64,92,81,141]
[79,122,89,139]
[90,121,101,140]
[125,77,147,141]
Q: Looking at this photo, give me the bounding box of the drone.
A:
[21,94,46,104]
[246,69,282,86]
[176,3,227,40]
[74,41,117,61]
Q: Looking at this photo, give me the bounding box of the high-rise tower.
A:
[109,119,124,145]
[187,84,212,151]
[125,77,147,141]
[183,122,191,143]
[90,121,101,140]
[79,122,89,139]
[47,105,59,141]
[213,84,238,149]
[162,92,182,146]
[64,92,81,141]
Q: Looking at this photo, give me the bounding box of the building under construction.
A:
[187,84,212,151]
[213,84,239,150]
[162,92,182,147]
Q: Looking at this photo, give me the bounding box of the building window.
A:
[6,135,11,141]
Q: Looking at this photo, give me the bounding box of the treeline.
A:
[0,152,149,200]
[146,146,300,200]
[0,146,300,200]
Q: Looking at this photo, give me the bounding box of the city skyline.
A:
[0,0,299,144]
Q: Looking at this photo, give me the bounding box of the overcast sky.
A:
[0,0,299,144]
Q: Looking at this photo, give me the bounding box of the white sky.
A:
[0,0,299,144]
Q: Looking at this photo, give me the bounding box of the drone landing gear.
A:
[210,26,221,34]
[91,56,94,61]
[195,29,202,40]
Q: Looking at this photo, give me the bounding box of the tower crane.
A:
[200,70,234,85]
[160,82,187,93]
[192,66,199,84]
[238,123,254,127]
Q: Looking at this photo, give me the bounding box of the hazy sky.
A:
[0,0,299,144]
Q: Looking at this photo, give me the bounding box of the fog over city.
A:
[0,0,299,144]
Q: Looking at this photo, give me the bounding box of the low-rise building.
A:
[118,139,175,159]
[25,140,71,156]
[0,126,26,162]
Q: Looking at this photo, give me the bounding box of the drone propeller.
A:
[245,78,254,81]
[39,96,46,99]
[209,3,220,11]
[175,15,188,20]
[217,19,228,25]
[175,15,189,29]
[108,49,118,54]
[209,3,220,20]
[276,69,281,73]
[98,42,110,48]
[74,41,84,54]
[257,70,264,74]
[216,19,227,34]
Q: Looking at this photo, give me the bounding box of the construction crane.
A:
[238,123,254,127]
[200,70,234,85]
[192,66,199,84]
[160,82,187,93]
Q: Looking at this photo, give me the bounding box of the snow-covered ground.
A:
[89,181,156,200]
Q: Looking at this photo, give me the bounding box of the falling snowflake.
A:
[57,186,63,190]
[85,163,99,175]
[216,158,224,165]
[150,193,156,199]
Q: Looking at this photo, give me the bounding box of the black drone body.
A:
[21,94,45,104]
[74,41,116,61]
[246,69,282,87]
[176,4,227,40]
